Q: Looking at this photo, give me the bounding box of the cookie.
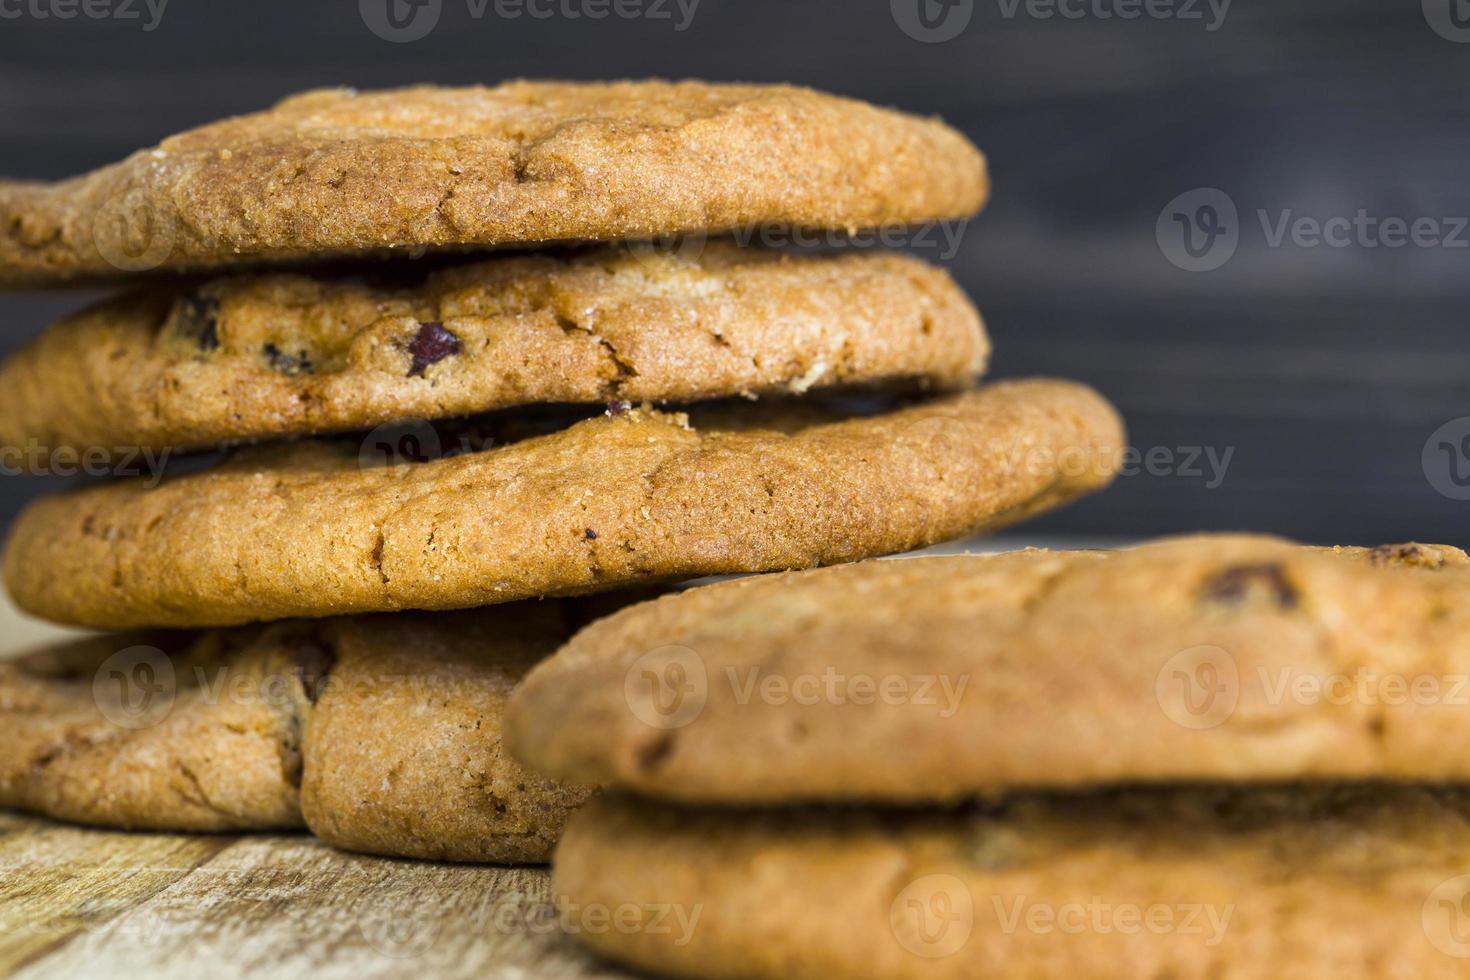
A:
[507,535,1470,803]
[554,787,1470,980]
[0,81,987,286]
[3,380,1124,629]
[0,245,985,457]
[0,604,591,862]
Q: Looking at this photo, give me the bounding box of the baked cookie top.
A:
[2,380,1123,629]
[507,535,1470,802]
[0,81,988,286]
[0,245,986,456]
[0,604,593,862]
[556,787,1470,980]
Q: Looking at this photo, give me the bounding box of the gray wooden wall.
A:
[1,0,1466,544]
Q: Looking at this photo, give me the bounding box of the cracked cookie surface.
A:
[0,245,986,456]
[0,80,987,286]
[555,787,1470,980]
[2,380,1124,629]
[507,534,1470,803]
[0,604,591,862]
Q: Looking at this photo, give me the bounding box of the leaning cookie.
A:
[0,605,591,862]
[555,788,1470,980]
[0,80,987,286]
[0,245,985,458]
[507,535,1470,803]
[4,380,1124,629]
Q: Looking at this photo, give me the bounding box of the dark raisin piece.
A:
[1201,563,1299,610]
[173,295,220,352]
[287,639,336,704]
[407,321,461,377]
[585,528,598,540]
[1368,543,1444,569]
[263,343,313,376]
[605,399,633,416]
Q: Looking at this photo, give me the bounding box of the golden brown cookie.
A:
[0,605,590,862]
[0,245,985,457]
[555,787,1470,980]
[3,380,1123,629]
[507,535,1470,803]
[0,81,987,286]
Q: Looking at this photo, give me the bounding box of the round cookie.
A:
[0,245,986,457]
[507,535,1470,803]
[554,788,1470,980]
[0,81,987,286]
[0,630,312,832]
[0,604,591,862]
[3,380,1124,629]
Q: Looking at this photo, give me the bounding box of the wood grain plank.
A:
[0,816,237,975]
[7,831,637,980]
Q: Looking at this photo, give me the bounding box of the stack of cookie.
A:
[0,82,1122,863]
[508,535,1470,977]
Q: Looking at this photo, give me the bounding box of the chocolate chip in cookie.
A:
[263,343,313,376]
[171,295,220,352]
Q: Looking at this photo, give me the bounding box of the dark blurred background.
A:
[0,0,1466,545]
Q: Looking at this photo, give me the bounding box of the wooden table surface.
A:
[0,811,640,979]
